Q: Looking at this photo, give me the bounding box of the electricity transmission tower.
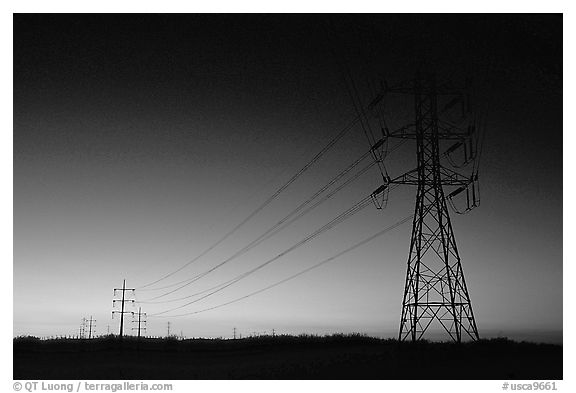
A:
[167,322,171,337]
[79,318,86,339]
[132,307,147,338]
[112,279,135,338]
[86,316,96,339]
[382,73,481,342]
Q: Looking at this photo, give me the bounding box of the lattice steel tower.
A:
[384,73,480,342]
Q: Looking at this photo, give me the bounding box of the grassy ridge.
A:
[14,334,562,380]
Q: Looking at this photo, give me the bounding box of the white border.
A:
[4,3,572,392]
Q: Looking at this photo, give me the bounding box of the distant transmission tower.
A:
[87,316,96,339]
[383,73,481,342]
[132,307,147,338]
[79,318,86,339]
[112,279,135,338]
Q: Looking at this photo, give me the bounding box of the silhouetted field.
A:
[13,334,562,380]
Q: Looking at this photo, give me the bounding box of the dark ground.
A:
[13,334,562,380]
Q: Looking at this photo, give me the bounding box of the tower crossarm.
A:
[440,166,477,187]
[387,168,419,185]
[385,166,475,187]
[388,128,471,140]
[112,300,135,307]
[112,310,133,315]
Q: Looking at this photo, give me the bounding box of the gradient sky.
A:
[13,14,562,342]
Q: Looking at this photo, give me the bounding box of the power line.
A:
[129,138,326,287]
[472,112,487,176]
[141,157,379,301]
[142,177,403,306]
[137,114,362,290]
[148,188,384,317]
[326,19,390,183]
[139,143,379,295]
[140,138,407,303]
[148,214,413,318]
[344,67,377,147]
